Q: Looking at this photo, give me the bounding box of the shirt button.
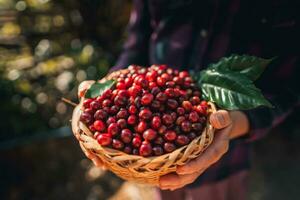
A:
[261,17,267,24]
[200,29,208,38]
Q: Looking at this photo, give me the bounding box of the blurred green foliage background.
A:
[0,0,131,141]
[1,1,300,200]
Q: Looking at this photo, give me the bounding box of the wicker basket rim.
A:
[74,101,216,161]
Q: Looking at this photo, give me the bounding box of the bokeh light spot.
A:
[56,102,67,114]
[16,1,27,11]
[36,92,48,104]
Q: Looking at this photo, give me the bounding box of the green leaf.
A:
[85,80,116,98]
[209,54,274,81]
[197,69,273,110]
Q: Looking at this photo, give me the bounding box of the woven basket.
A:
[71,70,217,185]
[72,102,216,185]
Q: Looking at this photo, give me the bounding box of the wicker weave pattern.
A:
[72,101,216,185]
[72,70,216,185]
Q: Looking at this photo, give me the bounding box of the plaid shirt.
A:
[111,0,300,186]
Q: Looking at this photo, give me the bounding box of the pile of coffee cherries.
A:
[80,65,208,157]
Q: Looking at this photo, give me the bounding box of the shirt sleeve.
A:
[243,58,300,142]
[110,0,151,72]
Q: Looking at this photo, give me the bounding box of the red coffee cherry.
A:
[139,141,152,157]
[162,114,174,125]
[117,118,127,129]
[102,99,112,107]
[112,139,124,149]
[116,81,126,89]
[164,142,176,153]
[181,120,192,132]
[90,100,101,110]
[153,146,164,156]
[80,65,209,157]
[179,71,189,78]
[109,105,119,114]
[176,116,185,126]
[176,135,190,146]
[156,92,167,102]
[151,116,162,130]
[167,99,178,109]
[94,109,108,120]
[158,125,167,135]
[83,99,93,108]
[124,145,132,154]
[128,105,137,114]
[139,108,152,120]
[165,88,175,97]
[189,111,200,122]
[107,123,119,136]
[151,87,161,96]
[141,93,154,105]
[106,116,116,124]
[132,136,142,148]
[80,112,93,124]
[127,115,137,125]
[97,133,112,146]
[182,101,193,112]
[93,120,106,131]
[145,71,158,82]
[117,109,129,119]
[137,121,148,133]
[121,129,132,143]
[143,129,157,141]
[176,107,185,115]
[89,125,96,132]
[156,77,166,86]
[164,130,177,141]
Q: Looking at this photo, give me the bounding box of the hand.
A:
[77,80,95,98]
[74,80,104,168]
[159,110,249,190]
[77,69,129,98]
[75,69,128,167]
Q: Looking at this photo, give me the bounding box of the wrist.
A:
[229,111,250,139]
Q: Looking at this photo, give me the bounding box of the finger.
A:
[159,171,202,190]
[79,143,104,167]
[91,157,105,168]
[71,105,81,140]
[78,80,95,98]
[176,125,231,175]
[167,170,204,191]
[80,142,95,159]
[209,110,232,129]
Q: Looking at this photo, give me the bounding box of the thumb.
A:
[209,110,232,129]
[78,80,95,98]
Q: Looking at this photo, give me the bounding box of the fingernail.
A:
[176,170,185,175]
[216,113,225,126]
[161,185,173,190]
[159,182,171,188]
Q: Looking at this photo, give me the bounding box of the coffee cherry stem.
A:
[61,98,77,107]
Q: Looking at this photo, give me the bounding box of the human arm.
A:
[159,58,300,190]
[159,110,250,190]
[110,0,152,72]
